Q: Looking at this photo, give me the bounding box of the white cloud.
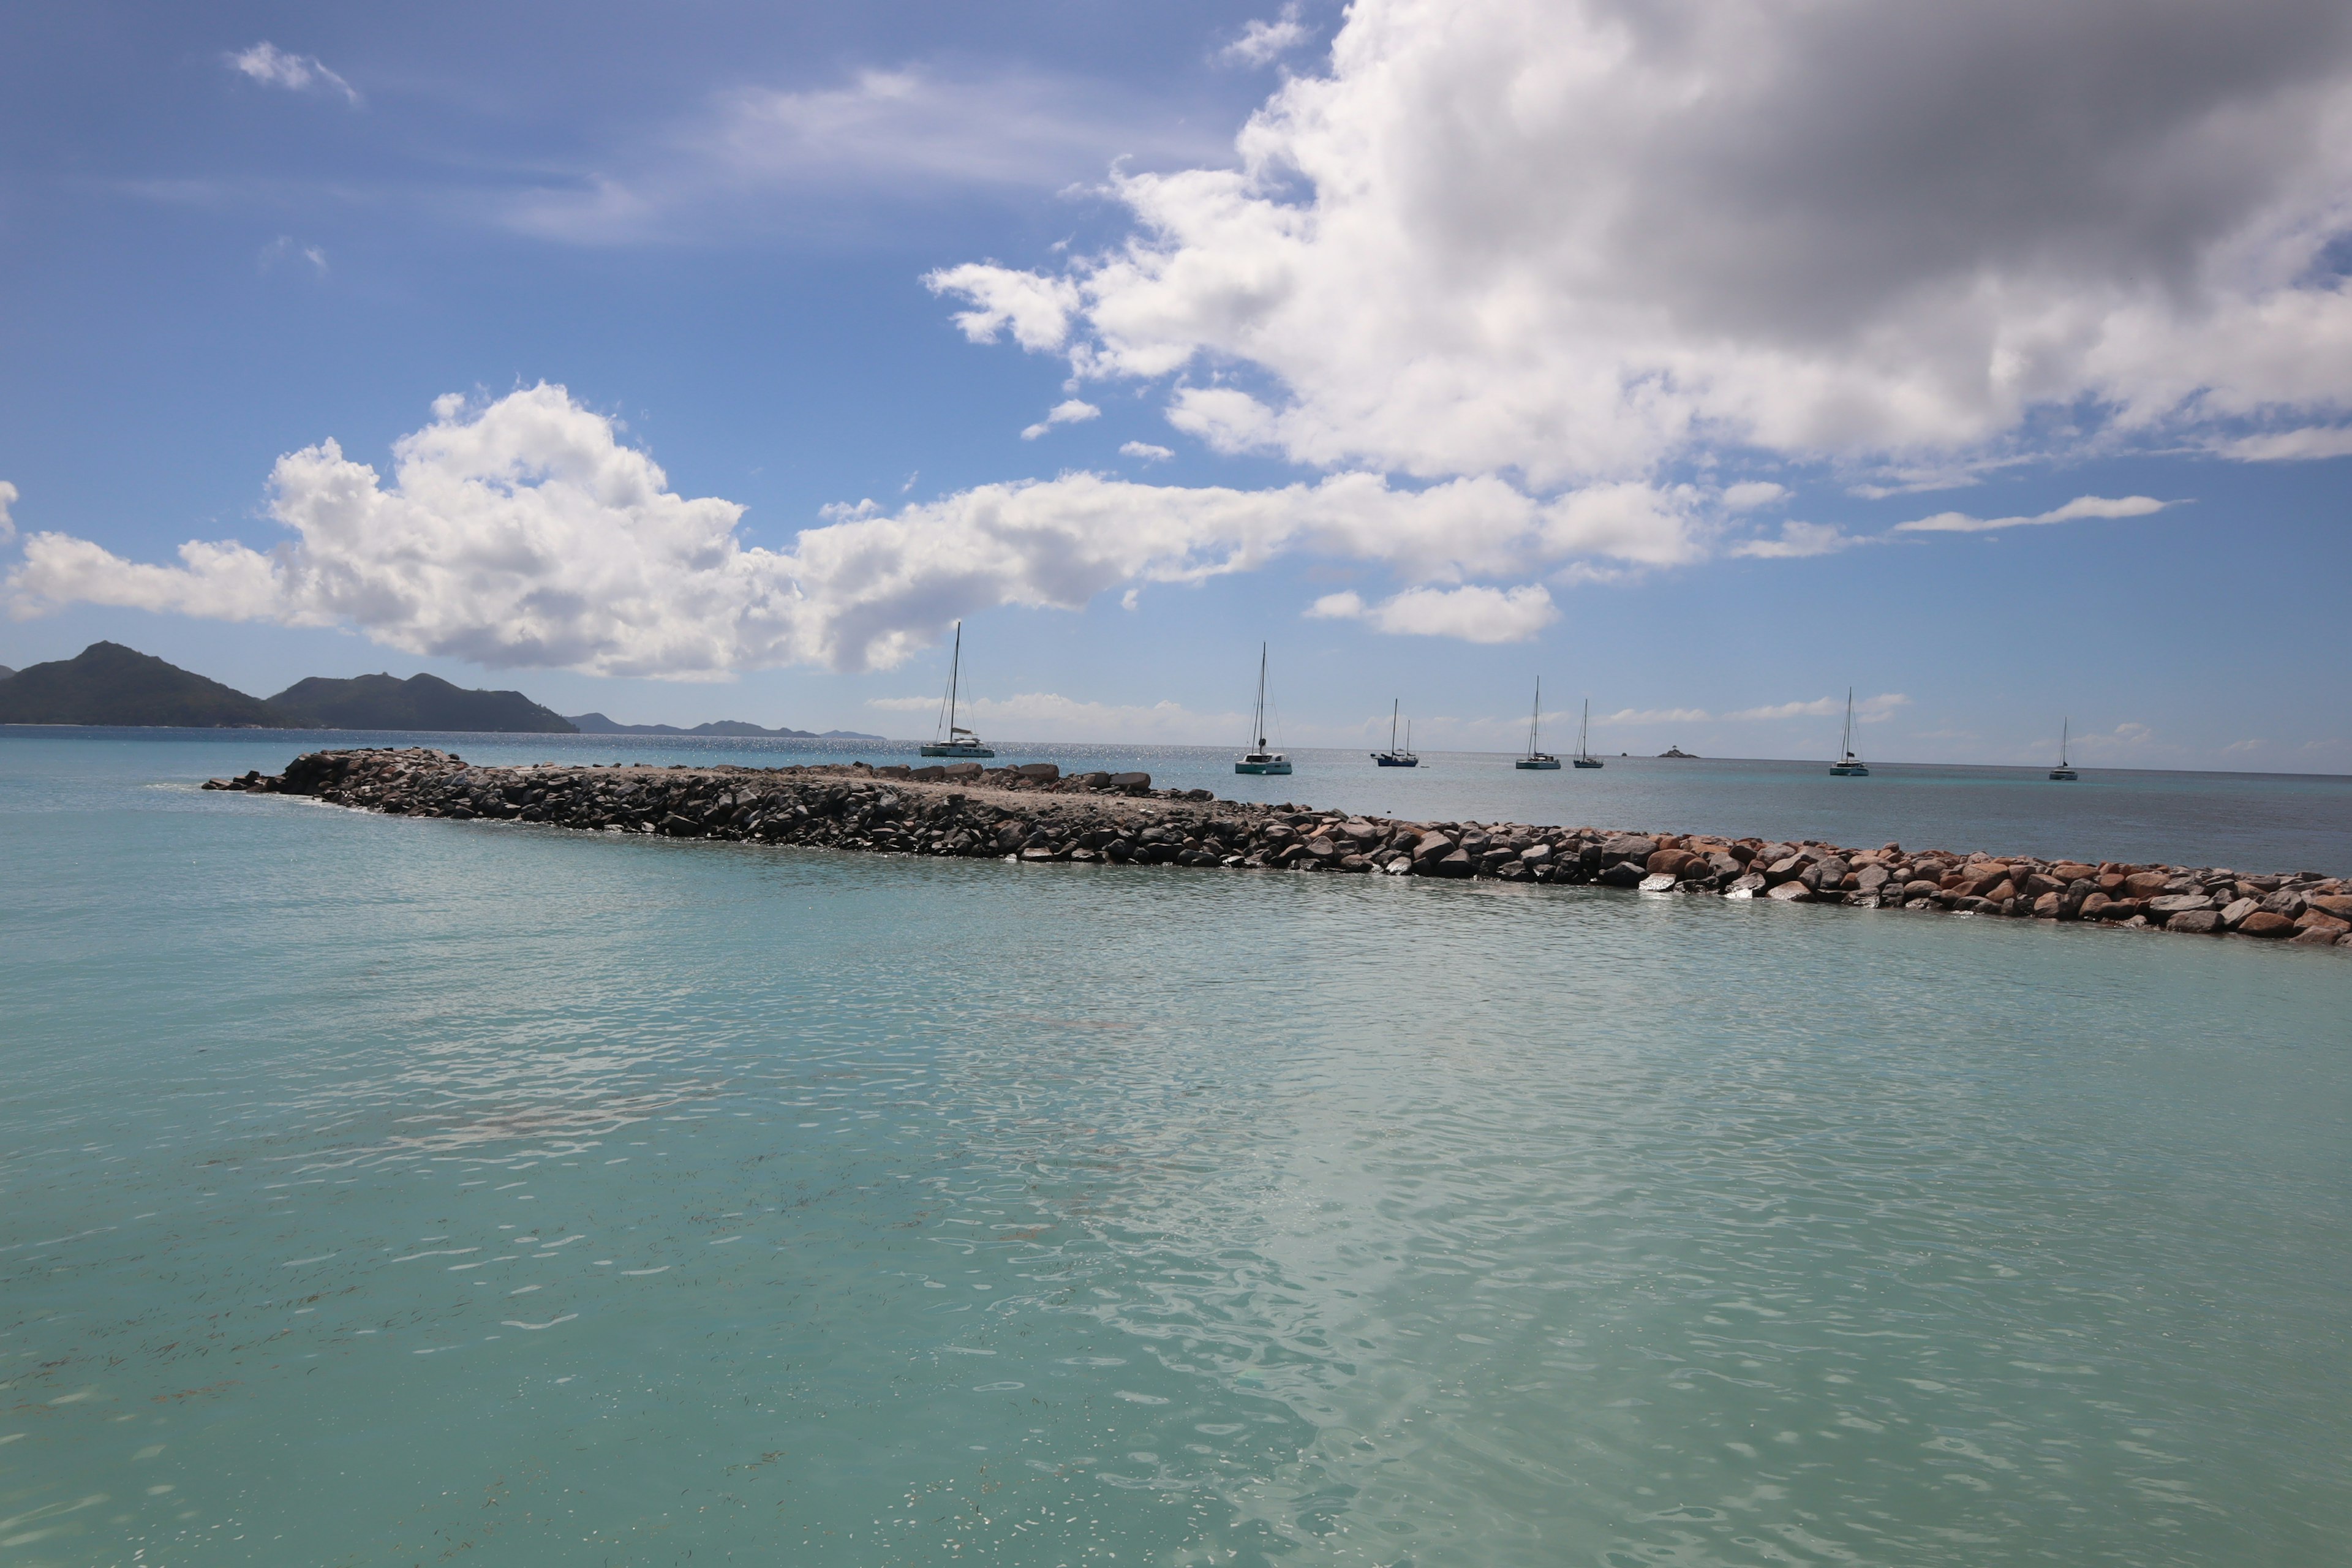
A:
[1730,521,1861,559]
[867,691,1242,743]
[1893,494,2169,534]
[259,235,328,276]
[226,43,360,106]
[510,68,1224,245]
[1306,582,1557,642]
[1221,6,1313,67]
[0,480,15,545]
[1602,693,1909,724]
[7,387,1702,675]
[931,0,2352,487]
[1020,399,1101,440]
[2217,426,2352,461]
[1120,441,1175,461]
[1721,481,1789,511]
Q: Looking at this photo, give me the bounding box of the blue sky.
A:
[2,0,2348,769]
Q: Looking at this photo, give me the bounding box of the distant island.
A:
[567,712,884,741]
[0,641,296,728]
[271,673,574,733]
[0,642,865,737]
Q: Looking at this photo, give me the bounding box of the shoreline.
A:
[212,748,2352,951]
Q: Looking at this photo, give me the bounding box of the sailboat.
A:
[1515,679,1562,769]
[1829,688,1869,776]
[1572,698,1604,769]
[1234,643,1293,775]
[1372,698,1419,766]
[2049,718,2078,781]
[918,621,995,758]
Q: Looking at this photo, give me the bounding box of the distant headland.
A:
[0,642,875,737]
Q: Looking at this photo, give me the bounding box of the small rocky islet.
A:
[209,747,2352,951]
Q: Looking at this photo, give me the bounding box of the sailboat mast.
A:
[1254,643,1268,749]
[1390,698,1400,753]
[2061,717,2069,767]
[946,621,962,736]
[1529,678,1542,757]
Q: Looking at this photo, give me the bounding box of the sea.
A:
[3,727,2348,1566]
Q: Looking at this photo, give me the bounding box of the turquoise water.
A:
[3,734,2348,1566]
[14,726,2348,873]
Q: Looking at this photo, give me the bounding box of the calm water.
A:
[2,733,2348,1566]
[10,726,2351,873]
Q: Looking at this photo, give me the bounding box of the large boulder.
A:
[2147,894,2214,918]
[2237,911,2297,938]
[2123,870,2173,900]
[1766,881,1812,902]
[2218,896,2261,929]
[2166,910,2223,934]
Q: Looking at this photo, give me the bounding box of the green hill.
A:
[268,673,577,733]
[0,642,293,727]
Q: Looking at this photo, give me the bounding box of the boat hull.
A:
[1572,759,1604,769]
[919,744,995,758]
[1516,756,1562,771]
[2049,769,2078,781]
[1830,764,1869,776]
[1372,754,1419,767]
[1235,761,1292,775]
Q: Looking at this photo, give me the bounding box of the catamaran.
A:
[1235,643,1292,775]
[1515,679,1562,769]
[2049,718,2078,781]
[1829,688,1869,776]
[1572,698,1603,769]
[919,621,995,758]
[1372,698,1419,766]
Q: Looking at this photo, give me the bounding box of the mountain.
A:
[269,673,577,733]
[0,642,295,727]
[567,712,883,741]
[0,666,15,681]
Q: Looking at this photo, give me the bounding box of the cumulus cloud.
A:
[7,386,1696,674]
[1221,6,1313,67]
[1120,441,1175,461]
[1020,399,1101,440]
[1730,521,1861,559]
[1305,582,1558,642]
[1893,494,2169,534]
[226,43,360,106]
[0,480,15,545]
[930,0,2352,487]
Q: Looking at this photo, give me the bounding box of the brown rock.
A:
[2033,891,2062,918]
[2166,909,2223,935]
[2237,911,2296,938]
[2286,927,2343,948]
[2218,897,2261,929]
[2122,871,2173,900]
[1766,881,1812,902]
[2296,909,2351,935]
[1984,879,2019,903]
[2307,894,2352,921]
[2050,862,2099,883]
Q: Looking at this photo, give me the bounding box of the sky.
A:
[2,0,2348,769]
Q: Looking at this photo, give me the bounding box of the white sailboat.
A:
[919,621,995,758]
[1515,678,1561,769]
[1235,644,1292,775]
[1572,698,1603,769]
[1372,698,1419,766]
[1829,688,1869,776]
[2049,718,2078,781]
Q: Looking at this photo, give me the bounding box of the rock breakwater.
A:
[210,748,2352,950]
